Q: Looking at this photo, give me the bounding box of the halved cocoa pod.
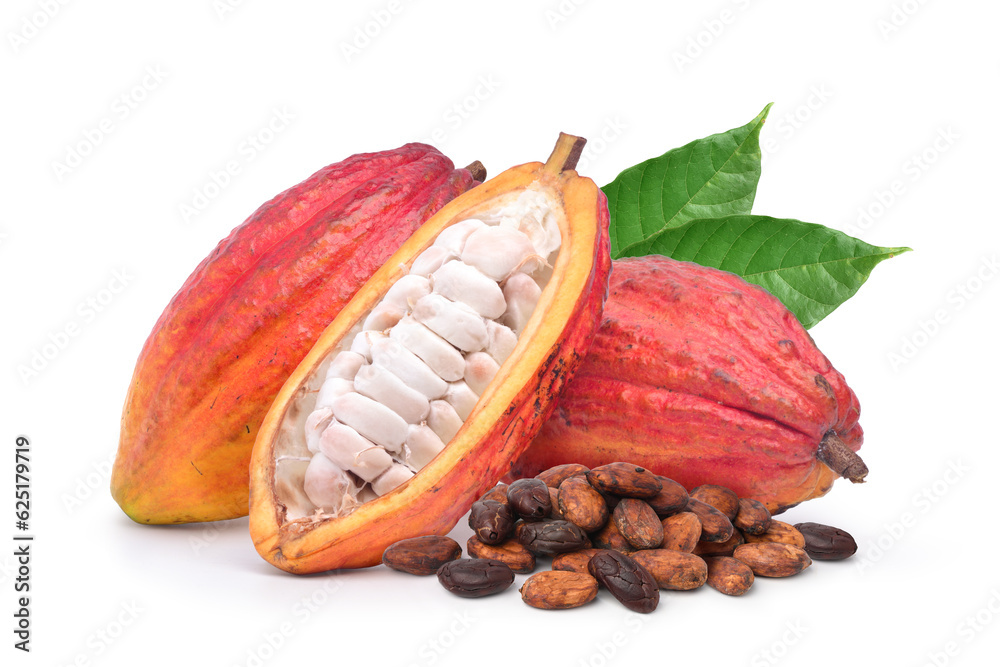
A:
[704,556,754,596]
[631,550,708,590]
[794,522,858,560]
[382,535,462,575]
[743,520,805,548]
[646,476,690,517]
[590,517,635,554]
[249,135,611,572]
[660,512,702,553]
[733,498,771,535]
[511,256,867,513]
[690,485,740,520]
[114,145,482,524]
[467,536,536,573]
[521,571,599,610]
[687,498,734,543]
[557,475,609,532]
[587,463,662,498]
[693,530,745,557]
[536,463,590,489]
[613,499,663,549]
[733,543,811,578]
[552,548,603,574]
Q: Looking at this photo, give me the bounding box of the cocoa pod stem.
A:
[817,432,868,483]
[544,133,587,174]
[464,161,487,182]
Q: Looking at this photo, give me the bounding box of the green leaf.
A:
[641,215,911,328]
[603,104,771,258]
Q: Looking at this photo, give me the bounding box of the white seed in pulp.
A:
[350,331,388,361]
[325,351,365,381]
[412,293,488,352]
[319,423,393,482]
[372,463,415,496]
[485,320,518,364]
[304,407,336,454]
[363,302,404,332]
[409,246,456,277]
[353,363,430,424]
[314,377,354,411]
[445,381,479,421]
[427,399,463,443]
[370,338,449,399]
[303,454,360,514]
[404,424,446,470]
[381,274,432,311]
[461,226,541,281]
[331,392,408,452]
[463,352,500,395]
[502,272,542,334]
[431,260,507,319]
[432,218,487,254]
[389,316,466,382]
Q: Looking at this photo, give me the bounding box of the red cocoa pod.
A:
[704,556,754,596]
[690,485,740,521]
[511,255,867,513]
[733,498,772,535]
[660,512,702,552]
[113,145,481,524]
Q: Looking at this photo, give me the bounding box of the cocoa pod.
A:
[557,476,609,532]
[613,499,664,549]
[507,478,552,520]
[114,145,481,524]
[660,512,702,553]
[704,556,754,596]
[687,498,734,543]
[468,500,515,545]
[518,520,590,555]
[536,463,590,489]
[733,498,771,535]
[512,256,867,513]
[590,517,635,554]
[646,476,690,517]
[631,550,708,591]
[743,520,805,548]
[552,548,603,574]
[467,536,536,573]
[733,543,812,577]
[520,571,599,610]
[794,522,858,560]
[587,463,662,498]
[382,535,461,575]
[693,530,745,557]
[437,559,514,598]
[588,550,659,613]
[690,485,740,520]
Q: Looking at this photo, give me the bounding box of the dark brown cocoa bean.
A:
[467,536,536,573]
[587,462,662,498]
[552,548,603,574]
[468,499,515,545]
[590,517,635,553]
[587,550,659,613]
[517,520,590,555]
[690,484,740,520]
[794,522,858,560]
[743,520,805,548]
[613,499,663,549]
[520,570,599,610]
[535,463,590,489]
[660,512,702,552]
[631,550,708,591]
[558,476,609,532]
[687,498,734,543]
[479,483,509,504]
[507,478,552,520]
[646,476,690,516]
[693,530,745,557]
[436,558,514,597]
[382,535,462,576]
[733,498,772,535]
[704,556,754,596]
[733,543,811,577]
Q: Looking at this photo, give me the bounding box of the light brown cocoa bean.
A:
[733,543,811,577]
[467,535,536,574]
[646,476,690,516]
[704,556,754,595]
[687,498,734,543]
[733,498,771,535]
[660,512,702,552]
[382,535,462,575]
[613,499,664,549]
[587,462,662,498]
[520,570,599,610]
[630,550,708,591]
[552,548,603,574]
[690,484,740,520]
[590,518,635,554]
[558,476,609,532]
[743,520,805,548]
[548,487,565,520]
[536,463,590,489]
[693,529,745,557]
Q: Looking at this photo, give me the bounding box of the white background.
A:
[2,1,999,666]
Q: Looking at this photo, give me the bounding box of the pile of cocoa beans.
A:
[382,462,857,612]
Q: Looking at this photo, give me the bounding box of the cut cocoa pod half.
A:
[250,134,612,573]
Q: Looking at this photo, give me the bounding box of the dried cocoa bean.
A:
[382,535,461,575]
[631,550,708,591]
[467,536,536,573]
[587,463,662,498]
[558,476,609,532]
[548,488,565,520]
[613,499,664,549]
[733,498,771,535]
[693,530,745,557]
[794,522,858,560]
[687,498,734,543]
[588,550,660,613]
[743,520,805,548]
[660,512,702,553]
[536,463,590,488]
[480,483,509,503]
[704,556,754,596]
[590,517,635,554]
[507,478,552,520]
[437,558,515,597]
[518,520,590,555]
[690,484,740,520]
[468,499,515,545]
[646,476,690,516]
[733,543,812,578]
[520,570,599,610]
[552,549,603,574]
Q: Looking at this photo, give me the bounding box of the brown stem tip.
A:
[464,160,487,183]
[817,432,869,483]
[543,133,587,174]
